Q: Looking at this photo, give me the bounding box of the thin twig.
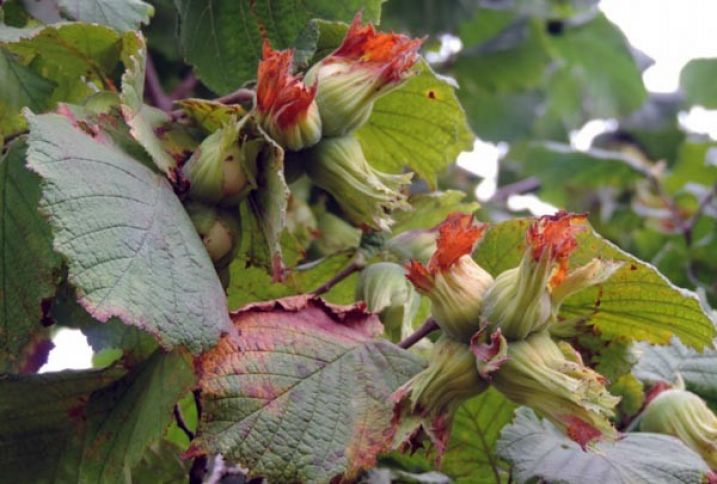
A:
[215,88,255,105]
[144,55,173,112]
[491,176,540,202]
[399,318,439,349]
[682,183,717,246]
[169,87,255,120]
[311,255,366,296]
[189,455,208,484]
[170,72,199,100]
[173,403,195,441]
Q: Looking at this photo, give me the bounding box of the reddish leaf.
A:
[190,295,423,483]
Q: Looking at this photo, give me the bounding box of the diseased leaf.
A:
[474,219,716,350]
[356,61,474,187]
[175,0,384,94]
[0,139,61,372]
[26,110,231,353]
[633,337,717,402]
[442,389,516,484]
[0,350,194,483]
[176,98,247,134]
[57,0,154,32]
[497,408,711,483]
[191,295,424,483]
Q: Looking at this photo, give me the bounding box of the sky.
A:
[40,0,717,372]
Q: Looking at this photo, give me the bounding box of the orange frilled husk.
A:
[256,42,317,130]
[328,13,423,83]
[526,211,587,288]
[406,213,486,292]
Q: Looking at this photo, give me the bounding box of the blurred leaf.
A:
[26,110,231,353]
[609,373,644,416]
[57,0,154,32]
[382,0,479,35]
[633,338,717,402]
[175,0,384,94]
[505,142,644,208]
[475,218,717,350]
[130,440,190,484]
[545,14,647,119]
[457,86,541,142]
[55,350,195,483]
[442,388,516,483]
[498,407,711,483]
[190,295,423,482]
[664,139,717,194]
[357,61,474,186]
[0,139,61,372]
[0,367,125,483]
[681,58,717,109]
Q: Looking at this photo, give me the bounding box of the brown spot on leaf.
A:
[427,90,436,99]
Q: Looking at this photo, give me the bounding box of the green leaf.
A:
[0,139,61,372]
[356,61,474,187]
[505,142,645,208]
[681,58,717,109]
[26,110,231,353]
[0,350,195,483]
[236,127,289,280]
[175,0,384,94]
[498,407,711,483]
[57,0,154,32]
[0,48,54,135]
[120,32,177,176]
[544,14,647,119]
[633,338,717,402]
[442,389,516,484]
[191,295,424,483]
[474,219,716,350]
[664,139,717,194]
[0,23,124,134]
[227,251,355,309]
[0,366,125,482]
[57,350,195,483]
[391,190,479,234]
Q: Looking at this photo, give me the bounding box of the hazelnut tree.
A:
[1,1,717,483]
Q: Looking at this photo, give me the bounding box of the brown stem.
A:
[312,255,365,296]
[170,72,199,100]
[215,88,255,105]
[399,318,439,349]
[189,455,208,484]
[144,55,173,112]
[173,403,195,441]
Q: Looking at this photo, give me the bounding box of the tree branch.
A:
[215,87,255,105]
[683,183,717,246]
[399,318,439,349]
[170,72,199,100]
[311,255,366,296]
[144,55,173,112]
[491,176,540,202]
[173,403,195,441]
